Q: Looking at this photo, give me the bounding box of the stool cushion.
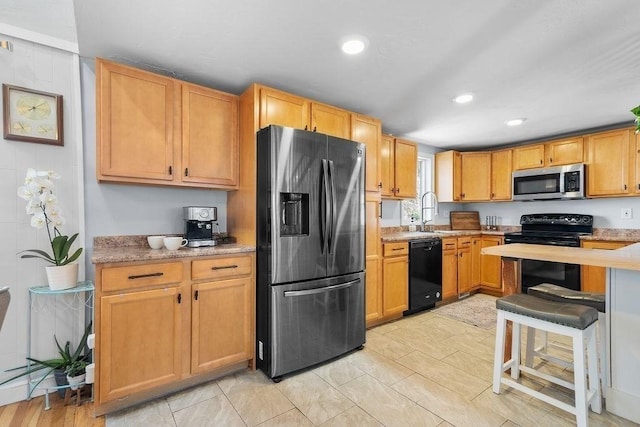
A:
[496,294,598,330]
[527,283,605,313]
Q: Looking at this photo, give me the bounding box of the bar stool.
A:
[526,283,607,395]
[493,293,601,427]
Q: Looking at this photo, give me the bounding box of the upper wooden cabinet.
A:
[460,152,491,201]
[96,58,239,190]
[351,113,382,192]
[513,144,545,170]
[634,131,640,195]
[380,134,418,199]
[435,150,462,202]
[491,149,513,201]
[586,128,633,197]
[545,137,584,166]
[258,87,309,130]
[258,86,351,139]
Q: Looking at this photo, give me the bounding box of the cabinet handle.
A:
[378,182,383,189]
[185,168,189,176]
[194,290,199,301]
[396,188,400,194]
[177,293,182,304]
[128,272,164,280]
[168,166,172,175]
[378,201,382,218]
[549,157,553,163]
[304,125,308,131]
[540,159,543,164]
[313,126,317,132]
[211,264,238,270]
[461,193,465,199]
[391,248,403,251]
[624,184,628,190]
[637,183,640,190]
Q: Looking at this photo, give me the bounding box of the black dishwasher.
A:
[405,238,443,315]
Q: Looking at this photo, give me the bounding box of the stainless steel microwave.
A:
[512,163,585,201]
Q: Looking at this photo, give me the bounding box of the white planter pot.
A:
[45,263,79,290]
[66,373,85,391]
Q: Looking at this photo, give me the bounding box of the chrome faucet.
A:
[420,191,439,231]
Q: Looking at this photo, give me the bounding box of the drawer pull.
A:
[211,264,238,270]
[391,248,404,251]
[128,272,164,280]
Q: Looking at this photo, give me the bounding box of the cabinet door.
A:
[491,149,512,201]
[442,238,458,300]
[471,237,482,286]
[460,152,491,201]
[435,151,461,202]
[365,192,382,325]
[457,237,472,295]
[182,83,239,188]
[546,137,583,166]
[634,131,640,194]
[480,237,503,289]
[97,59,176,183]
[581,241,629,293]
[191,277,252,373]
[310,102,350,138]
[513,144,544,170]
[259,87,309,130]
[351,114,382,192]
[99,287,182,403]
[586,129,632,196]
[382,256,408,316]
[379,134,395,197]
[394,139,418,199]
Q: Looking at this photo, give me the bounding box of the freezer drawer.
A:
[266,272,365,378]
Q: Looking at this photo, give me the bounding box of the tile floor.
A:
[105,295,637,426]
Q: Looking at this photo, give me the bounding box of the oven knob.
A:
[436,291,441,298]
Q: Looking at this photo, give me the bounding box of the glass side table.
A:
[27,281,94,410]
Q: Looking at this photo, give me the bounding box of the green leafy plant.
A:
[0,322,92,394]
[17,169,83,266]
[632,105,640,134]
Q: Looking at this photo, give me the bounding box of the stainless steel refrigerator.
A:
[256,125,366,381]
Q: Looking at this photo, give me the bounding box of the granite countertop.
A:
[581,228,640,242]
[91,235,255,264]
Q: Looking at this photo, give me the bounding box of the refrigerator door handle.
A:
[283,278,361,297]
[328,160,337,253]
[320,159,330,254]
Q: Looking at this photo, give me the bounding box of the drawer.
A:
[442,238,457,251]
[101,262,183,293]
[192,255,253,281]
[457,236,472,248]
[383,242,408,257]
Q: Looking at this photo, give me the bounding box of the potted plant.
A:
[632,105,640,134]
[17,169,83,290]
[65,359,88,391]
[0,322,92,397]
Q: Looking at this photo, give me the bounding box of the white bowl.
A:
[147,235,165,249]
[163,237,188,250]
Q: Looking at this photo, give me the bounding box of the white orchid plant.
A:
[17,169,82,266]
[632,105,640,134]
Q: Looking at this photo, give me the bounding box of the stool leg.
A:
[573,331,589,427]
[511,321,522,380]
[493,310,507,394]
[587,325,602,414]
[597,312,607,398]
[525,326,536,367]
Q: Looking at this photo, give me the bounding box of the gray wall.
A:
[80,58,229,278]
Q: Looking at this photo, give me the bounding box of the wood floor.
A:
[0,392,105,427]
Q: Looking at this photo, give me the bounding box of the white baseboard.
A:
[0,376,58,407]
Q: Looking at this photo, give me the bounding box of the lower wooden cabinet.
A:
[457,237,473,295]
[581,241,629,292]
[442,238,458,300]
[381,242,408,318]
[95,253,255,414]
[99,287,183,403]
[480,236,503,289]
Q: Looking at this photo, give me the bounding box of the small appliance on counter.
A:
[184,206,217,247]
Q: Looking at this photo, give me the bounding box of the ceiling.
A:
[4,0,640,149]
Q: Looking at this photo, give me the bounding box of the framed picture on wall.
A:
[2,84,64,146]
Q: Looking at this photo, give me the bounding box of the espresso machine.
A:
[183,206,217,247]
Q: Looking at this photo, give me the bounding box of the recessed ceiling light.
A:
[341,36,368,55]
[453,94,473,104]
[506,118,526,127]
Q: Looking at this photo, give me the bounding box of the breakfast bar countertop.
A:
[481,242,640,271]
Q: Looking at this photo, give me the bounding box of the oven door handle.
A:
[283,279,360,297]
